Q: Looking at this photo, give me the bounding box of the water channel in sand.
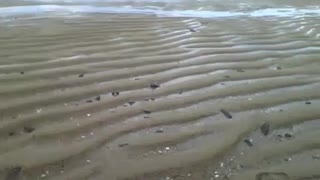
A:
[0,0,320,180]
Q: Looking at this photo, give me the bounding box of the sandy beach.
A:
[0,1,320,179]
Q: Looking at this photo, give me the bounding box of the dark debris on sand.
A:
[8,132,15,136]
[23,126,35,133]
[305,101,312,105]
[155,129,164,133]
[128,101,136,105]
[118,143,129,148]
[86,100,93,103]
[188,28,196,32]
[112,92,119,97]
[220,109,232,119]
[95,96,101,101]
[5,166,22,180]
[78,73,85,78]
[244,139,253,147]
[260,122,270,136]
[150,83,160,89]
[143,110,152,114]
[20,72,24,74]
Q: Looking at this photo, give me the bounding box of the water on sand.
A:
[0,0,320,180]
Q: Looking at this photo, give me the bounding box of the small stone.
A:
[41,174,46,178]
[305,101,312,105]
[81,135,86,139]
[284,133,293,138]
[155,129,164,133]
[225,75,231,78]
[143,110,151,114]
[118,143,129,148]
[23,126,35,133]
[86,160,91,163]
[284,157,291,161]
[179,91,183,94]
[256,172,290,180]
[260,122,270,136]
[236,69,245,72]
[312,154,320,160]
[78,73,84,77]
[112,92,119,96]
[187,173,191,177]
[214,174,219,178]
[36,108,42,113]
[165,147,170,151]
[5,166,22,180]
[188,28,196,32]
[276,66,282,70]
[86,100,93,103]
[128,101,135,105]
[150,83,160,89]
[244,139,253,147]
[87,113,91,117]
[90,132,94,135]
[20,71,24,74]
[95,96,101,101]
[8,132,15,136]
[279,109,283,112]
[220,109,232,119]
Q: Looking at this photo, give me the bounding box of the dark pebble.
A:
[220,109,232,119]
[78,73,84,78]
[284,133,293,138]
[305,101,312,105]
[244,139,253,147]
[143,110,151,114]
[118,143,129,148]
[279,109,283,112]
[150,83,160,89]
[256,172,290,180]
[225,75,231,78]
[5,166,22,180]
[276,66,282,70]
[86,100,93,103]
[112,92,119,97]
[188,28,196,32]
[128,101,136,105]
[8,132,15,136]
[95,96,101,101]
[179,91,183,94]
[155,129,164,133]
[260,122,270,136]
[23,126,35,133]
[277,134,283,138]
[20,72,24,74]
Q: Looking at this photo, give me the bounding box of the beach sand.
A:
[0,12,320,180]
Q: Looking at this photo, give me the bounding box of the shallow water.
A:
[0,0,320,180]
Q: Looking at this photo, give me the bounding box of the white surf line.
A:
[0,5,320,18]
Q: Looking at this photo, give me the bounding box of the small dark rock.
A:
[78,73,84,78]
[260,122,270,136]
[112,92,119,97]
[20,72,24,74]
[284,157,291,161]
[279,109,283,112]
[23,126,35,133]
[5,166,22,180]
[256,172,290,180]
[143,110,151,114]
[244,139,253,147]
[276,66,282,70]
[277,134,283,138]
[155,129,164,133]
[188,28,196,32]
[225,75,231,78]
[220,109,232,119]
[305,101,312,105]
[179,91,183,94]
[118,143,129,148]
[128,101,136,105]
[150,83,160,89]
[8,132,15,136]
[86,100,93,103]
[95,96,101,101]
[284,133,293,138]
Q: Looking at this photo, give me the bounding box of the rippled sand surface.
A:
[1,2,320,180]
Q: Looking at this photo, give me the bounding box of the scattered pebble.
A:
[305,101,312,105]
[220,109,232,119]
[150,83,160,89]
[187,173,191,177]
[244,139,253,147]
[260,122,270,136]
[41,174,47,178]
[78,73,84,77]
[5,166,22,180]
[165,147,170,151]
[90,132,94,135]
[20,71,24,74]
[155,129,164,133]
[36,108,42,113]
[188,28,196,32]
[256,172,289,180]
[81,135,86,139]
[276,66,282,70]
[95,96,101,101]
[143,110,152,114]
[86,100,93,103]
[279,109,284,112]
[225,75,231,78]
[112,92,119,96]
[8,132,15,136]
[118,143,129,148]
[86,160,91,163]
[284,133,293,138]
[128,101,136,105]
[87,113,91,117]
[23,126,35,133]
[179,91,183,94]
[284,157,291,161]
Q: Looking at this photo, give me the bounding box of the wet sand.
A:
[0,12,320,180]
